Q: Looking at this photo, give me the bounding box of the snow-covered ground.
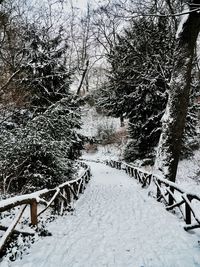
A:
[1,109,200,266]
[176,149,200,194]
[81,145,121,162]
[2,162,200,267]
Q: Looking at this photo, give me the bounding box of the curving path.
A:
[2,162,200,267]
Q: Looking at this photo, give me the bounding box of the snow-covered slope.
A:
[176,149,200,193]
[2,162,200,267]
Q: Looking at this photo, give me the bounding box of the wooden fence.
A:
[106,160,152,187]
[106,159,200,231]
[0,162,91,253]
[105,160,122,170]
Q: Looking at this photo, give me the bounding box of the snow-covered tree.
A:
[21,25,73,109]
[0,20,83,194]
[95,17,174,163]
[0,97,82,193]
[155,0,200,184]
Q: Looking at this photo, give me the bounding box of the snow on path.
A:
[2,162,200,267]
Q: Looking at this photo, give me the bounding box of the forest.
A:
[0,0,200,266]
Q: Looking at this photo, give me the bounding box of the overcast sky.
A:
[74,0,101,10]
[74,0,88,9]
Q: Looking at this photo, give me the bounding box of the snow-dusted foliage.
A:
[94,14,199,165]
[21,25,73,108]
[182,81,199,158]
[95,17,173,163]
[0,21,82,194]
[0,97,82,193]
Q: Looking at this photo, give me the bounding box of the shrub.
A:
[0,97,82,194]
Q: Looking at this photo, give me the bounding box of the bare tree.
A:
[75,3,91,94]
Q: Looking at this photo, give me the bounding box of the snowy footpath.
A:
[2,162,200,267]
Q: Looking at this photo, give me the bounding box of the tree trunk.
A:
[120,115,124,127]
[155,1,200,184]
[76,59,89,95]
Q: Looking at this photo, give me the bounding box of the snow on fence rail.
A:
[106,160,152,187]
[0,162,91,254]
[106,159,200,231]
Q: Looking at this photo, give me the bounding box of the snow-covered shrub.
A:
[0,97,82,193]
[3,234,35,262]
[96,120,116,142]
[84,143,98,153]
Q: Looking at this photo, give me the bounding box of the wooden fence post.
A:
[119,162,121,170]
[135,169,139,180]
[185,197,191,225]
[168,187,174,206]
[133,169,137,179]
[156,181,161,200]
[86,170,90,182]
[66,186,71,204]
[30,200,38,226]
[73,182,79,196]
[80,180,84,193]
[143,174,147,187]
[131,168,134,177]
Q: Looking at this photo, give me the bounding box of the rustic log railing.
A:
[0,162,91,253]
[106,159,200,231]
[106,160,122,170]
[124,163,152,187]
[153,175,200,231]
[106,160,152,187]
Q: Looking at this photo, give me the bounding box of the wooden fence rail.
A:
[106,159,200,231]
[106,160,122,170]
[0,162,91,254]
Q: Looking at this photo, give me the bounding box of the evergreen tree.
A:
[95,16,199,164]
[96,17,173,163]
[0,23,83,194]
[21,25,73,109]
